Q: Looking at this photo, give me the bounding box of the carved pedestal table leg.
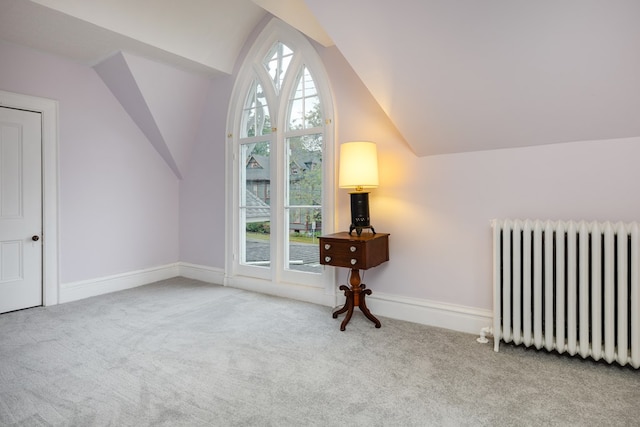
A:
[332,268,381,331]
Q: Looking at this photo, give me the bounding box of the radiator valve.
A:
[477,326,492,344]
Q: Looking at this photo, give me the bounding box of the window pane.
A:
[287,134,322,206]
[285,133,321,274]
[241,142,271,267]
[241,80,271,137]
[263,42,294,93]
[287,67,322,131]
[301,67,317,96]
[287,207,321,273]
[304,96,321,128]
[244,215,270,267]
[292,67,317,98]
[241,142,271,206]
[287,98,304,130]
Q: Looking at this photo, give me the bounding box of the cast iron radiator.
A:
[491,219,640,368]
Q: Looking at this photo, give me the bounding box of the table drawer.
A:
[320,240,365,268]
[319,233,389,270]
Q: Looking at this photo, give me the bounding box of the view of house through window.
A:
[283,65,323,272]
[285,130,322,272]
[241,141,271,267]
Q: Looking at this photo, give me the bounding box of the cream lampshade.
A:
[338,141,379,235]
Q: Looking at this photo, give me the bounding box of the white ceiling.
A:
[1,0,639,156]
[0,0,267,75]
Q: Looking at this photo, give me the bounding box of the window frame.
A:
[225,18,336,295]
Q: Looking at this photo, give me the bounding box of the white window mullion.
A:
[279,54,303,280]
[270,126,281,283]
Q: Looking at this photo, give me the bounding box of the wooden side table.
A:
[319,232,390,331]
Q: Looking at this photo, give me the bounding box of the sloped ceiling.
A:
[0,0,266,75]
[94,52,211,179]
[1,0,639,161]
[305,0,640,155]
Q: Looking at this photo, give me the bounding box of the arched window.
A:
[226,19,335,294]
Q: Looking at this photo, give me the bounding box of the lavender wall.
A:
[0,40,179,284]
[179,22,640,312]
[320,45,640,310]
[369,137,640,309]
[178,76,232,267]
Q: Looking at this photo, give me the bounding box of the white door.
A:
[0,106,42,313]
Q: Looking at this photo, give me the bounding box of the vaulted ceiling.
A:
[1,0,639,159]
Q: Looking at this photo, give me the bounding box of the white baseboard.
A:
[366,291,492,335]
[178,262,225,284]
[59,263,180,303]
[59,261,492,336]
[178,262,335,306]
[224,274,336,307]
[178,262,491,335]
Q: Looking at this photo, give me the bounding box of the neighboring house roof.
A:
[246,153,321,183]
[245,190,270,223]
[295,153,321,169]
[246,155,270,181]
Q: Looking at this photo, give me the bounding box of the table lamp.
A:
[338,141,379,236]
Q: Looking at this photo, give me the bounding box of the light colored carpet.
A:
[1,277,638,426]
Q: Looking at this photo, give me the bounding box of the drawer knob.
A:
[350,246,357,252]
[324,244,331,250]
[350,259,357,265]
[325,256,332,263]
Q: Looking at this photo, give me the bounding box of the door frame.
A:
[0,90,59,307]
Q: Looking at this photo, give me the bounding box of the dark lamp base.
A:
[349,192,376,236]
